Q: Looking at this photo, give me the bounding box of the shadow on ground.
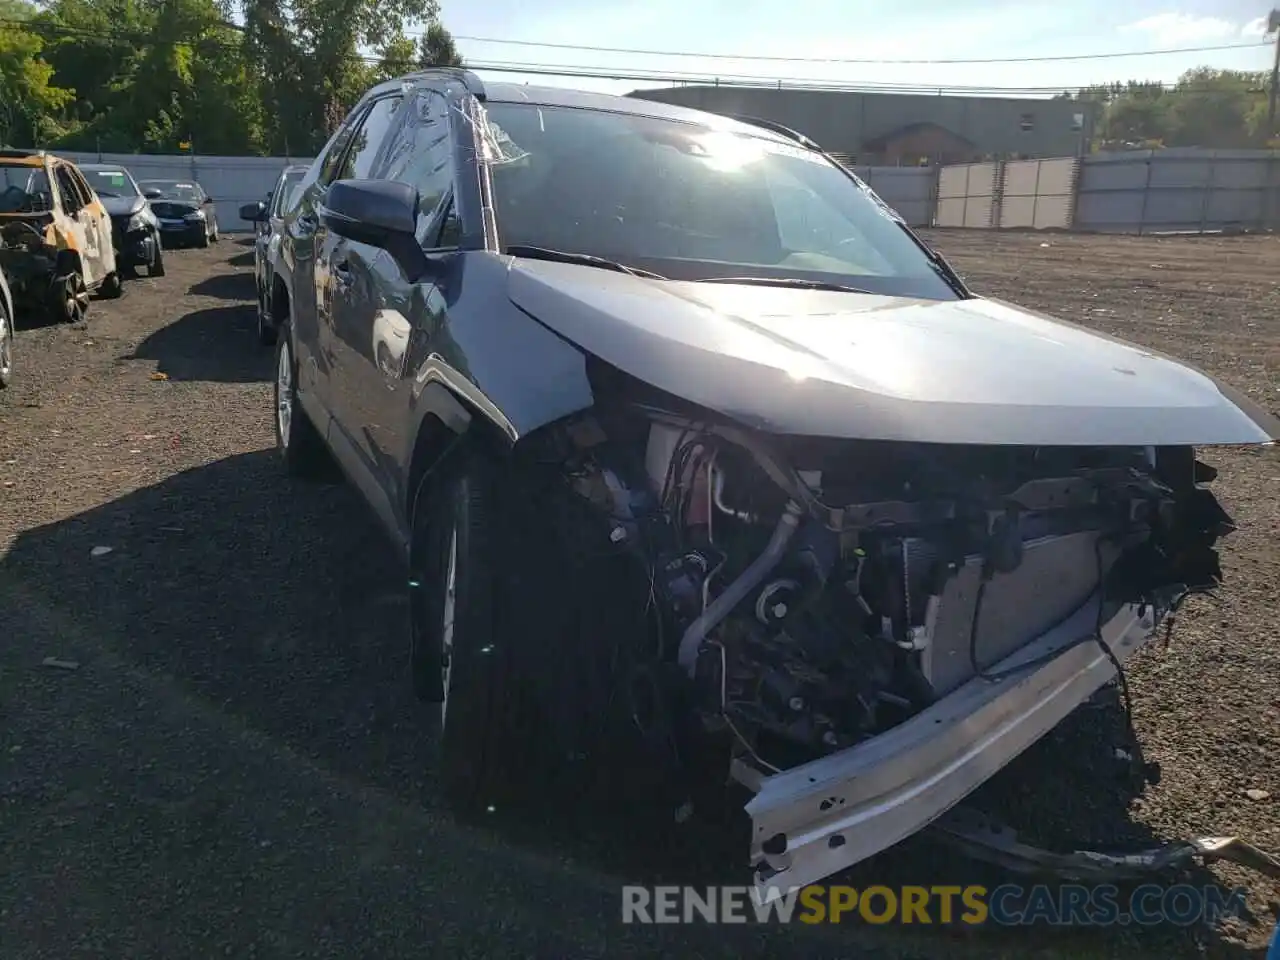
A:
[0,452,1256,959]
[130,304,270,382]
[188,271,256,301]
[226,250,255,268]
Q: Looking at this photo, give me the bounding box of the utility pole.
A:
[1269,9,1280,139]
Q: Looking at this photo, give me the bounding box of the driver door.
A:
[52,163,106,286]
[68,164,116,278]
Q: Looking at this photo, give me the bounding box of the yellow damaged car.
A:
[0,148,122,323]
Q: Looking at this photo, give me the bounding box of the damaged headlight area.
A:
[520,361,1236,890]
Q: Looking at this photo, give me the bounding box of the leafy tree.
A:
[418,21,461,68]
[0,0,74,145]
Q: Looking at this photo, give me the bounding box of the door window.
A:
[67,167,97,209]
[318,119,360,187]
[381,90,456,246]
[53,166,83,214]
[335,95,404,182]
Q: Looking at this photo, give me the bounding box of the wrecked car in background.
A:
[270,72,1280,903]
[0,149,121,322]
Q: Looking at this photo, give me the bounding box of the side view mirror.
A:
[239,201,267,222]
[143,188,163,200]
[320,179,430,282]
[203,196,214,204]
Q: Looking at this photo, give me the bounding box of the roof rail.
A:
[400,67,486,101]
[723,114,822,151]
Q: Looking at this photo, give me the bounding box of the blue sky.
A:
[431,0,1275,96]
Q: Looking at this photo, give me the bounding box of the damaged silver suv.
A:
[270,69,1280,902]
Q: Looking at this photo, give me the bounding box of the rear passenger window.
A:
[337,95,403,182]
[382,91,456,245]
[54,166,82,213]
[68,168,96,208]
[318,119,360,186]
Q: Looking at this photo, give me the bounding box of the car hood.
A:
[504,259,1280,446]
[100,195,146,217]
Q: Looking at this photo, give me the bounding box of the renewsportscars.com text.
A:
[622,883,1248,927]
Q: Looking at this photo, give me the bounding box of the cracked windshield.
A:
[2,1,1278,959]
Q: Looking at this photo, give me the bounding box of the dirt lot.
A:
[1,231,1277,959]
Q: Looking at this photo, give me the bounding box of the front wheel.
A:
[100,272,123,299]
[410,454,529,815]
[52,269,88,324]
[273,316,330,478]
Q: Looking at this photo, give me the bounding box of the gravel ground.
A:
[0,232,1277,959]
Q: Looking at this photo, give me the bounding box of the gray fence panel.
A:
[58,153,316,232]
[1074,149,1280,234]
[849,165,935,226]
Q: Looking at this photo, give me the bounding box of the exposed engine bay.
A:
[536,381,1236,790]
[0,219,62,313]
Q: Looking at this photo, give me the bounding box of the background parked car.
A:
[0,149,121,322]
[77,163,164,278]
[241,164,306,346]
[139,179,219,248]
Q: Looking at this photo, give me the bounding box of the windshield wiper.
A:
[504,245,668,280]
[96,191,119,197]
[694,276,876,294]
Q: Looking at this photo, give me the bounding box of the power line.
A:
[3,17,1270,97]
[436,34,1272,66]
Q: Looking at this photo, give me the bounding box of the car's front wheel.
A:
[273,316,329,478]
[52,267,88,324]
[410,453,529,815]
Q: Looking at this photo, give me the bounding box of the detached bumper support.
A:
[931,805,1280,882]
[744,598,1161,903]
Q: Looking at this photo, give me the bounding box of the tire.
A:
[197,225,210,248]
[150,239,166,278]
[273,314,329,478]
[410,452,527,815]
[51,268,88,324]
[100,272,123,299]
[0,300,13,390]
[210,220,220,243]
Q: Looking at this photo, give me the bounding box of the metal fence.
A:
[848,165,935,227]
[1073,149,1280,234]
[931,148,1280,234]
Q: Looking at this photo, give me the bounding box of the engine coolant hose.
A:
[677,500,804,676]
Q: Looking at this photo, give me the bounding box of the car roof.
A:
[480,82,800,146]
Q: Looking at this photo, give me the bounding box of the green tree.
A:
[0,0,75,145]
[418,21,461,68]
